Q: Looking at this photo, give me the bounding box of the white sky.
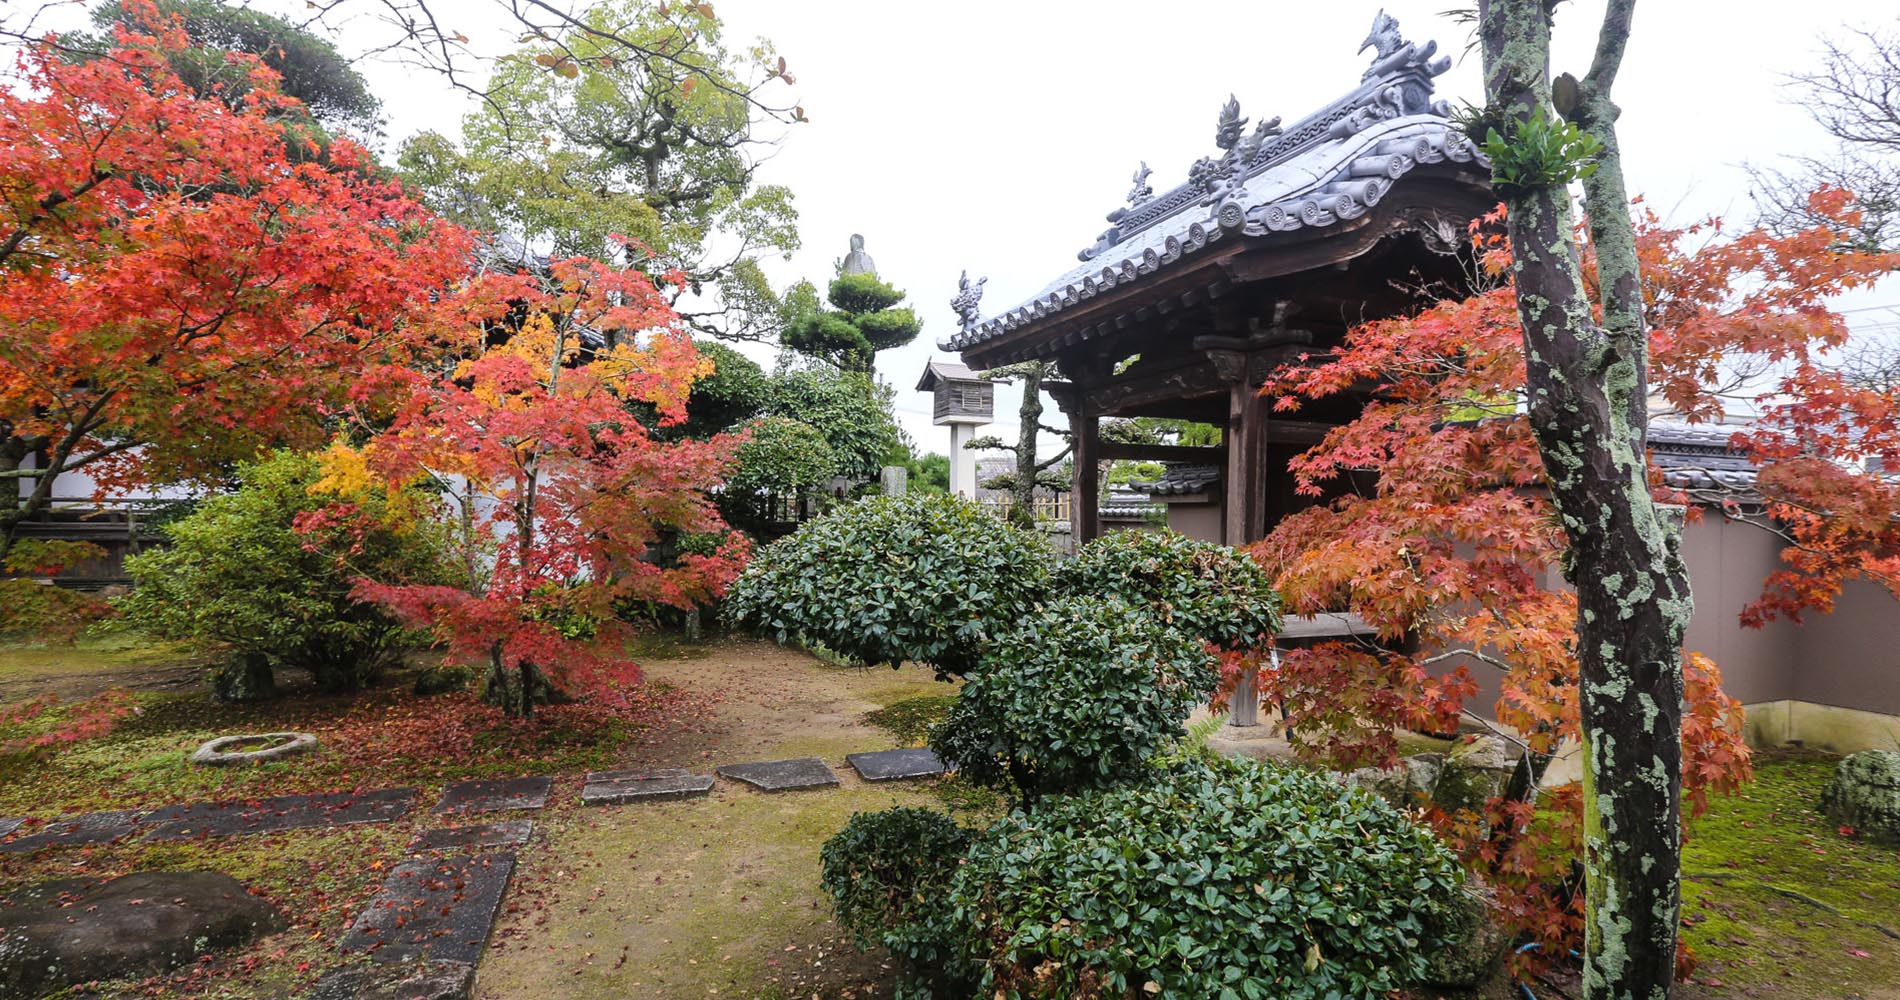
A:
[24,0,1900,454]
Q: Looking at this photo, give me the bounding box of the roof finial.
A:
[950,270,987,334]
[1126,161,1154,207]
[1214,95,1248,151]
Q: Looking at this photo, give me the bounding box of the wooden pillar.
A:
[1072,395,1100,543]
[1218,359,1271,546]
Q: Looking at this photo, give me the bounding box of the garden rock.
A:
[190,732,317,767]
[1339,752,1443,807]
[1420,877,1509,988]
[1432,735,1520,814]
[0,871,285,1000]
[1820,750,1900,844]
[308,961,475,1000]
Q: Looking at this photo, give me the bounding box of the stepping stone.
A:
[433,776,553,814]
[716,757,839,792]
[846,747,947,782]
[309,960,475,1000]
[139,788,416,842]
[339,852,516,966]
[580,768,714,805]
[0,809,142,854]
[407,820,533,854]
[0,817,21,838]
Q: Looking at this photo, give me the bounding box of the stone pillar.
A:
[880,465,908,496]
[948,423,979,497]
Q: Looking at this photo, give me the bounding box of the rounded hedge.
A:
[724,492,1050,677]
[819,807,977,997]
[947,758,1466,1000]
[1055,529,1282,653]
[929,595,1213,798]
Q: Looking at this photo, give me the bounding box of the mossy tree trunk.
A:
[1478,1,1692,996]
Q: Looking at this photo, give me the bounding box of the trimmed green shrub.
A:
[121,451,452,696]
[724,493,1050,677]
[930,595,1213,799]
[819,807,977,999]
[1055,529,1281,652]
[947,758,1467,1000]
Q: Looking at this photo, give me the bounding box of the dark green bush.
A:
[947,758,1466,1000]
[930,595,1212,799]
[819,807,977,998]
[723,493,1050,677]
[121,451,452,696]
[1055,529,1281,653]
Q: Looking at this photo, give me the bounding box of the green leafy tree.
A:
[396,0,798,342]
[649,338,768,440]
[74,0,379,136]
[763,363,902,482]
[719,415,837,535]
[120,451,452,699]
[782,272,922,375]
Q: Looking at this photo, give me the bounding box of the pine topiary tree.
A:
[782,271,923,375]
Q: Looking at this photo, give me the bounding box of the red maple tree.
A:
[1249,191,1897,955]
[330,256,748,716]
[0,10,471,561]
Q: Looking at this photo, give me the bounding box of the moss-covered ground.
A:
[1678,749,1900,997]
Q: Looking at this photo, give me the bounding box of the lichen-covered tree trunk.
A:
[1008,364,1047,529]
[1478,1,1693,996]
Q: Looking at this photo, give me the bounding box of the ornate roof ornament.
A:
[950,270,987,334]
[1214,94,1248,151]
[1356,9,1452,85]
[840,233,876,276]
[1126,162,1154,207]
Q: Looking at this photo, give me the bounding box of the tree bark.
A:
[1009,364,1046,529]
[1477,1,1693,996]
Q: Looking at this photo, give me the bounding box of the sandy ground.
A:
[473,641,953,1000]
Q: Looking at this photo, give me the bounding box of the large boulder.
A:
[1820,750,1900,845]
[1420,876,1509,988]
[1432,734,1521,815]
[0,871,285,999]
[1341,752,1444,807]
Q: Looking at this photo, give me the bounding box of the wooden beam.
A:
[1097,443,1226,463]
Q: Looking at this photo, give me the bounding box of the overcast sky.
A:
[26,0,1900,454]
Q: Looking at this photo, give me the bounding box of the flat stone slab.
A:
[309,960,475,1000]
[0,870,285,999]
[579,768,714,805]
[432,776,553,814]
[716,757,839,792]
[845,748,946,782]
[407,820,533,854]
[339,852,516,965]
[0,809,142,854]
[0,817,22,838]
[139,788,417,842]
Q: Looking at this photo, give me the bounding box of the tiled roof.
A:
[942,13,1483,355]
[1133,464,1223,497]
[915,359,988,392]
[1649,423,1761,495]
[1100,486,1162,519]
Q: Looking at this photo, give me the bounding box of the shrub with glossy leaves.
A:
[930,595,1213,799]
[1055,529,1281,653]
[122,451,451,694]
[724,493,1049,677]
[819,807,978,998]
[947,757,1466,1000]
